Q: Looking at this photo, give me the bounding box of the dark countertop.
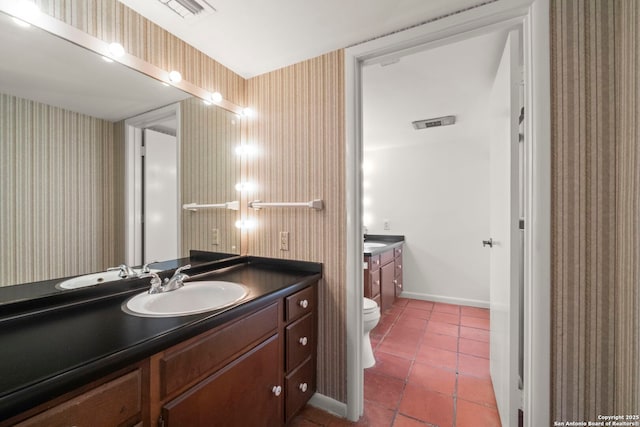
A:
[0,256,322,421]
[363,234,405,256]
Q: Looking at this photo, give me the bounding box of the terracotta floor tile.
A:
[425,321,459,337]
[459,326,489,342]
[432,303,460,315]
[458,353,491,378]
[408,362,456,395]
[356,401,396,427]
[297,405,347,425]
[402,307,431,320]
[422,332,458,352]
[459,338,490,359]
[460,306,490,319]
[394,298,410,307]
[392,414,429,426]
[364,371,406,410]
[387,326,424,342]
[395,315,428,331]
[415,344,457,370]
[378,336,420,360]
[460,316,490,330]
[398,383,454,427]
[429,311,460,325]
[406,300,434,311]
[457,375,498,408]
[456,399,502,427]
[369,350,413,381]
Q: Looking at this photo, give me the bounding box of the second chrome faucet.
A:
[142,265,191,294]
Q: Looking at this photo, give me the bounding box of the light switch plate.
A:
[279,231,289,251]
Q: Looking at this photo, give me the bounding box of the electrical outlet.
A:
[211,228,219,245]
[383,219,391,230]
[279,231,289,251]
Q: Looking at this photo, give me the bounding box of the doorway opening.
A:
[124,103,181,266]
[344,2,550,426]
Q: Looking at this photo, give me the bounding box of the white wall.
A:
[362,31,507,306]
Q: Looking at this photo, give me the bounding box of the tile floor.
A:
[290,298,501,427]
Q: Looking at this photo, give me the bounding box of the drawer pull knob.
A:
[272,385,282,396]
[299,336,308,346]
[299,299,309,309]
[393,279,397,285]
[398,265,402,269]
[299,382,308,393]
[375,260,380,265]
[375,280,380,285]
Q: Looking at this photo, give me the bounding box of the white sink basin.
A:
[364,242,387,250]
[123,281,248,317]
[57,269,161,289]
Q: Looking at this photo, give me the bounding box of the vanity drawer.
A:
[394,246,403,258]
[286,313,314,372]
[366,254,381,272]
[160,302,279,398]
[395,256,403,277]
[17,369,141,427]
[285,357,315,421]
[285,286,315,322]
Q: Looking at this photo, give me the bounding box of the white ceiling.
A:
[118,0,493,78]
[363,29,507,151]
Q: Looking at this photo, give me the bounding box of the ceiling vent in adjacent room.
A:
[412,115,456,130]
[157,0,216,19]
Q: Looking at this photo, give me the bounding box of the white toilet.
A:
[362,297,381,368]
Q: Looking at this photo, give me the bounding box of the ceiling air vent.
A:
[412,115,456,130]
[157,0,216,19]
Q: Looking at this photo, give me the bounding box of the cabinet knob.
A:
[299,336,308,346]
[299,382,308,393]
[299,299,309,309]
[393,279,397,285]
[272,385,282,396]
[375,260,380,265]
[397,265,402,269]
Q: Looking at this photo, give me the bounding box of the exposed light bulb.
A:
[211,92,223,103]
[108,42,125,58]
[235,182,255,192]
[235,219,256,229]
[241,107,253,117]
[235,144,257,156]
[12,1,40,27]
[168,70,182,83]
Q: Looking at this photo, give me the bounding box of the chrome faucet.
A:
[143,265,191,294]
[141,261,157,274]
[107,264,138,278]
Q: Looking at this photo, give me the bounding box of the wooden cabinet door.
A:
[162,335,282,427]
[380,262,395,311]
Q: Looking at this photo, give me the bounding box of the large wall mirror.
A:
[0,9,242,297]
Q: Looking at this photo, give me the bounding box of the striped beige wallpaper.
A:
[246,50,347,402]
[0,93,123,286]
[180,98,241,255]
[551,0,639,420]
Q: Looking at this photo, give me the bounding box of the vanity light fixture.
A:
[12,1,40,28]
[202,99,212,106]
[241,107,253,117]
[235,144,257,156]
[168,70,182,83]
[211,92,223,103]
[235,182,256,192]
[108,42,125,58]
[102,56,114,63]
[235,219,256,229]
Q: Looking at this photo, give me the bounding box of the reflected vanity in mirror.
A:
[0,9,242,302]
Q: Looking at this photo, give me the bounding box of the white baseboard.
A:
[400,291,489,308]
[308,393,348,418]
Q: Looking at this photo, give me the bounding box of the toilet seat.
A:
[363,297,378,313]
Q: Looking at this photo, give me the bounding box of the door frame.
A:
[124,103,182,266]
[343,0,550,424]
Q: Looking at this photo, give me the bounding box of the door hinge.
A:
[140,145,146,156]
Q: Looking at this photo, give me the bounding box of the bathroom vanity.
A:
[363,235,404,311]
[0,256,321,427]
